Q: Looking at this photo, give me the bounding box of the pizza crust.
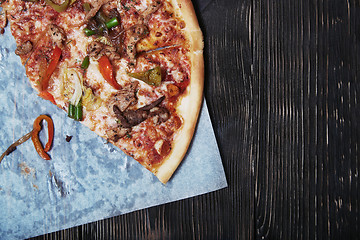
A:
[151,0,204,183]
[171,0,204,52]
[155,51,204,184]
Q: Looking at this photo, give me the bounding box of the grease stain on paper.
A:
[19,162,35,179]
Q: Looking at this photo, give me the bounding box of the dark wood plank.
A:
[27,0,360,239]
[253,0,359,239]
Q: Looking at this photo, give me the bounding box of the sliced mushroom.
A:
[87,41,103,58]
[154,139,171,156]
[15,40,33,55]
[48,24,66,48]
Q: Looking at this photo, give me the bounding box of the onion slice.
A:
[68,69,83,105]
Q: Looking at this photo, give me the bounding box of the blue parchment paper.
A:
[0,16,226,240]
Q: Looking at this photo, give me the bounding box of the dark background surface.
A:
[30,0,359,239]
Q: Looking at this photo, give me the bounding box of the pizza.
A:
[0,0,203,183]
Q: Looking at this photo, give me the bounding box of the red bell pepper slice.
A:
[40,46,62,91]
[38,91,56,105]
[31,115,54,160]
[98,55,121,90]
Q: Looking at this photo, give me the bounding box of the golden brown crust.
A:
[149,0,204,183]
[171,0,204,52]
[155,36,204,183]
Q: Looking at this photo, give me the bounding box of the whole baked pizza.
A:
[0,0,203,183]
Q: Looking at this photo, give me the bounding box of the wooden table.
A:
[31,0,359,239]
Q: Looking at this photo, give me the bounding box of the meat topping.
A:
[124,24,149,65]
[15,40,33,55]
[106,127,130,142]
[111,96,169,130]
[141,1,162,24]
[150,107,170,125]
[108,81,139,112]
[82,0,112,25]
[87,41,121,60]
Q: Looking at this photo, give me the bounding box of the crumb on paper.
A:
[19,162,36,179]
[66,135,73,142]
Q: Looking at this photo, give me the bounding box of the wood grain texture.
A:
[253,0,359,239]
[28,0,359,239]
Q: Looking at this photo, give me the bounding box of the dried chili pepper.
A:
[31,115,54,160]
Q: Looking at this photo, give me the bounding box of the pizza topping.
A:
[98,54,122,89]
[39,45,62,91]
[106,126,130,142]
[15,40,33,55]
[45,0,70,13]
[108,81,138,112]
[87,41,121,60]
[141,1,162,24]
[68,100,83,121]
[149,106,169,125]
[166,83,180,97]
[84,28,96,36]
[82,0,112,24]
[127,66,162,86]
[113,96,168,128]
[80,55,90,69]
[112,105,133,128]
[105,16,119,29]
[63,68,83,120]
[38,91,57,105]
[82,87,102,110]
[83,5,120,37]
[87,41,103,58]
[48,24,66,48]
[154,139,170,156]
[125,24,149,64]
[121,1,162,65]
[67,69,83,105]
